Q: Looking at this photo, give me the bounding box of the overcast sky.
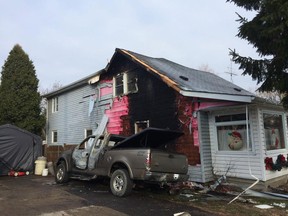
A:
[0,1,260,93]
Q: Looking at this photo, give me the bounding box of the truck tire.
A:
[110,169,133,197]
[55,161,69,184]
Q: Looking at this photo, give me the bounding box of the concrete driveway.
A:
[0,175,214,216]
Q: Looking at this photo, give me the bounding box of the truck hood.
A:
[112,128,183,149]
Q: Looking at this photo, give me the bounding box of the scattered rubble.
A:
[167,175,288,212]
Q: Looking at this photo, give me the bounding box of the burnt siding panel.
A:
[105,59,200,166]
[128,70,178,131]
[176,95,201,165]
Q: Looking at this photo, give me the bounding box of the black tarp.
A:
[0,124,42,176]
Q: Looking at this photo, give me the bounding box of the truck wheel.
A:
[55,161,69,184]
[110,169,133,197]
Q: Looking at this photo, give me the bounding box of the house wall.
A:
[198,111,214,182]
[104,57,201,165]
[209,106,256,180]
[208,105,287,181]
[175,95,200,165]
[45,84,102,162]
[258,107,288,181]
[46,84,98,146]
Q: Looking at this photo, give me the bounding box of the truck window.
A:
[79,137,95,150]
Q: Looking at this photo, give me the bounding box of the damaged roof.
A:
[115,48,255,103]
[44,48,255,103]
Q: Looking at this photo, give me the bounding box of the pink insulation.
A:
[99,80,129,134]
[105,96,129,134]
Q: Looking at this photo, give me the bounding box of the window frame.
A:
[134,120,149,133]
[213,112,253,153]
[52,130,58,144]
[85,129,93,138]
[263,111,287,151]
[113,71,138,97]
[52,97,59,113]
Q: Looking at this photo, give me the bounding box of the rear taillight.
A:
[145,152,151,171]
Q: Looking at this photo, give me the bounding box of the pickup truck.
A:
[55,127,189,197]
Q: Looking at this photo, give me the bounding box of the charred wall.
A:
[104,54,201,165]
[128,68,179,131]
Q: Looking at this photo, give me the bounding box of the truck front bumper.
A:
[143,171,189,183]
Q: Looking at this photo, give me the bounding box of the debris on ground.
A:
[167,176,288,213]
[173,212,191,216]
[8,170,30,177]
[209,175,226,191]
[272,202,286,208]
[254,204,274,209]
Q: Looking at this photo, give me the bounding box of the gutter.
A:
[180,90,255,103]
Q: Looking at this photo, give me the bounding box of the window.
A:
[263,113,285,150]
[113,71,138,97]
[114,74,124,96]
[52,97,58,113]
[215,113,251,151]
[85,129,93,138]
[52,131,58,143]
[135,120,149,133]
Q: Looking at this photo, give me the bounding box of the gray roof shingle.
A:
[120,49,254,98]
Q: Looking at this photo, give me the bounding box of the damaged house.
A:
[44,48,288,186]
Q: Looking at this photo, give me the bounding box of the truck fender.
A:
[109,161,134,179]
[56,157,72,172]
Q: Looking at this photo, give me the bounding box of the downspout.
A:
[229,105,259,204]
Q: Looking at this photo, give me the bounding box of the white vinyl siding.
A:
[189,111,214,183]
[210,106,264,180]
[52,130,58,143]
[47,83,111,146]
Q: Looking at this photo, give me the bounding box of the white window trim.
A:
[113,72,137,97]
[262,110,287,152]
[85,129,93,138]
[52,97,59,113]
[212,111,254,155]
[52,130,58,144]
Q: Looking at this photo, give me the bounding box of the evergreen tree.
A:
[227,0,288,109]
[0,44,45,135]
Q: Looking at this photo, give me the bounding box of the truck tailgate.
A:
[150,150,188,174]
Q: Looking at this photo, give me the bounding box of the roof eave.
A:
[42,69,105,98]
[180,90,255,103]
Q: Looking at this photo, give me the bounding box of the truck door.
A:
[72,136,95,169]
[87,136,104,169]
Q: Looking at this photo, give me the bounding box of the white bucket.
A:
[42,168,49,176]
[35,160,46,175]
[47,161,55,176]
